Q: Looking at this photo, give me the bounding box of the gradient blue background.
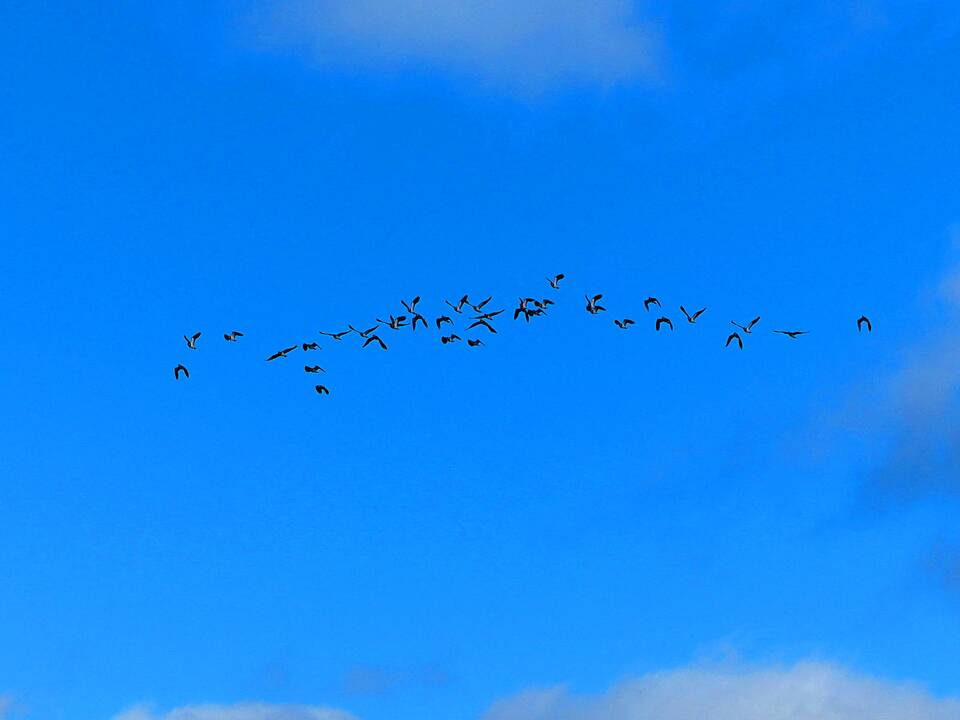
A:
[2,2,960,718]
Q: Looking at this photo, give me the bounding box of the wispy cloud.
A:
[482,661,960,720]
[249,0,661,92]
[111,702,357,720]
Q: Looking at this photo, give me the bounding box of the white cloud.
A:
[482,661,960,720]
[111,702,358,720]
[251,0,660,92]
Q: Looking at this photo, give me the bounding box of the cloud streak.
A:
[251,0,660,92]
[482,661,960,720]
[112,702,358,720]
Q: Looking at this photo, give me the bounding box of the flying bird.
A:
[547,273,565,289]
[614,318,635,329]
[774,330,808,339]
[174,364,189,379]
[302,342,321,352]
[473,309,504,322]
[644,297,661,312]
[266,345,298,361]
[376,315,408,330]
[184,332,201,349]
[726,332,744,349]
[467,339,484,347]
[440,334,462,345]
[435,315,453,329]
[857,315,873,333]
[680,306,707,324]
[314,385,330,395]
[304,365,325,373]
[348,324,380,338]
[400,296,421,315]
[319,330,351,341]
[223,331,243,342]
[585,294,606,314]
[655,317,673,331]
[731,316,761,334]
[411,313,428,331]
[363,335,388,350]
[468,319,498,334]
[445,295,469,314]
[470,296,493,312]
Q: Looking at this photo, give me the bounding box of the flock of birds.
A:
[172,273,874,395]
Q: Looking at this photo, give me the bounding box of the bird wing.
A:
[692,308,706,320]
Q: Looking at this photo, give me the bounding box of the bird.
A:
[314,385,330,395]
[468,319,498,334]
[376,315,408,330]
[680,306,706,324]
[473,309,504,322]
[470,296,493,312]
[726,332,744,349]
[184,332,201,349]
[467,339,484,347]
[514,298,530,321]
[655,317,673,331]
[445,295,469,314]
[319,330,351,341]
[857,315,873,333]
[400,296,421,315]
[441,334,462,344]
[348,324,380,338]
[547,273,565,289]
[731,316,761,334]
[774,330,808,339]
[266,345,298,361]
[174,364,189,379]
[614,318,635,329]
[644,297,661,312]
[223,331,243,342]
[304,365,325,373]
[435,315,453,329]
[302,342,321,352]
[363,334,388,350]
[411,313,428,331]
[585,294,606,314]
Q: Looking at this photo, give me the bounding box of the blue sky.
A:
[2,1,960,719]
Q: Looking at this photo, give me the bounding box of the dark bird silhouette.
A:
[445,295,469,314]
[470,295,493,312]
[857,315,873,333]
[348,324,380,338]
[435,315,453,329]
[411,313,428,331]
[266,345,298,361]
[174,364,189,379]
[223,331,243,342]
[774,330,808,339]
[441,334,462,345]
[467,339,484,347]
[302,342,321,352]
[319,330,351,341]
[726,332,744,349]
[304,365,325,373]
[614,318,635,329]
[585,294,606,314]
[680,306,707,324]
[655,317,673,331]
[376,315,408,330]
[514,297,530,321]
[644,297,661,312]
[314,384,330,395]
[547,273,565,289]
[400,296,421,315]
[363,334,388,350]
[184,332,201,349]
[473,309,504,322]
[468,319,498,334]
[731,316,761,334]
